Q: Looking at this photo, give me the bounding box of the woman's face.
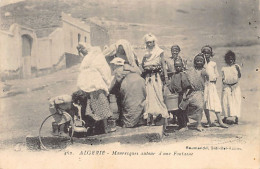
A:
[146,41,155,49]
[116,45,128,61]
[117,45,126,55]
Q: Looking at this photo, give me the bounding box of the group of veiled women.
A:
[75,33,242,135]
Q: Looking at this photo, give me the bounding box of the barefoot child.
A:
[164,45,187,125]
[221,50,241,124]
[168,59,189,131]
[169,54,206,132]
[201,45,228,128]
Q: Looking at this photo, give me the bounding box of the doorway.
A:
[21,34,32,78]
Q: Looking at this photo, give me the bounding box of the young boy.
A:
[164,45,187,124]
[168,59,189,131]
[165,45,187,75]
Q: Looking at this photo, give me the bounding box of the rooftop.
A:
[0,1,63,37]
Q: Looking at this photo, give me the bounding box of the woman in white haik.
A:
[141,33,169,132]
[76,42,113,134]
[221,50,241,124]
[202,45,228,128]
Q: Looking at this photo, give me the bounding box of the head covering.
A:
[110,57,125,66]
[78,42,92,52]
[201,45,213,55]
[171,45,181,52]
[142,33,164,67]
[103,43,117,57]
[194,53,205,65]
[143,33,157,43]
[116,39,137,67]
[103,39,138,67]
[77,43,112,95]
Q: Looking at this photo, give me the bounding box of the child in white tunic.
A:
[202,46,228,128]
[221,50,241,124]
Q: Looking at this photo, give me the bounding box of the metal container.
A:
[164,94,179,111]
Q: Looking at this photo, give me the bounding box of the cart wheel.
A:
[38,112,74,150]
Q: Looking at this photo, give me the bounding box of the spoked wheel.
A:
[38,112,74,150]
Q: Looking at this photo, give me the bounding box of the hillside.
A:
[1,0,259,46]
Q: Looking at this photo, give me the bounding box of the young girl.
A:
[202,45,228,128]
[221,50,241,124]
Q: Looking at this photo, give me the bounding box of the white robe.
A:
[221,64,241,117]
[77,47,111,95]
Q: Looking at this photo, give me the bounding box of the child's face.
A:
[204,53,211,61]
[174,60,183,72]
[195,59,204,68]
[171,49,180,57]
[175,65,182,72]
[202,50,211,61]
[227,58,235,65]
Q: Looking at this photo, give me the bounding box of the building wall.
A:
[36,13,91,70]
[0,13,105,80]
[0,31,19,71]
[62,13,91,54]
[0,24,37,80]
[37,28,64,70]
[37,38,52,69]
[90,25,109,49]
[49,28,64,67]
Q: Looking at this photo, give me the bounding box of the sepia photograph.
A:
[0,0,259,168]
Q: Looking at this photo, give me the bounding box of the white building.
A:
[0,11,108,80]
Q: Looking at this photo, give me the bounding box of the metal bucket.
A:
[164,94,179,111]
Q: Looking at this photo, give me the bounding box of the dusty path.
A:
[0,64,259,148]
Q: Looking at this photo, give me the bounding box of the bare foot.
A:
[195,126,204,132]
[209,123,216,127]
[204,123,210,128]
[163,131,169,136]
[219,123,229,128]
[179,127,189,132]
[59,132,69,137]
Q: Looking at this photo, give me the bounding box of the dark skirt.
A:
[85,89,113,121]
